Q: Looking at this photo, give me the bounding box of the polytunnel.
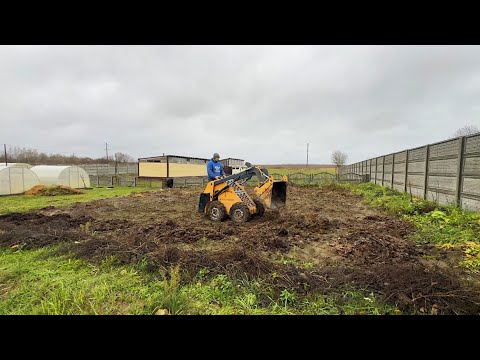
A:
[0,163,32,169]
[30,165,91,188]
[0,166,41,195]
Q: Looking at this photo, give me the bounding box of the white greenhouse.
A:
[30,165,91,189]
[0,163,32,168]
[0,166,41,195]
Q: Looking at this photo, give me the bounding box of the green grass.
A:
[0,187,155,215]
[347,182,480,273]
[0,247,166,314]
[0,247,398,315]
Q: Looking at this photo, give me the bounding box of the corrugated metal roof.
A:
[138,154,209,161]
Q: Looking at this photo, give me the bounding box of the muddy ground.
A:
[1,185,479,314]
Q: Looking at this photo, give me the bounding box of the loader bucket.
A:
[271,181,287,209]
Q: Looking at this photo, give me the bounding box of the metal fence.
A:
[247,172,356,186]
[26,163,138,176]
[340,133,480,212]
[88,175,136,187]
[89,172,351,189]
[78,163,138,176]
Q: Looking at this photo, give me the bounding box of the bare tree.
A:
[453,124,479,137]
[331,150,348,173]
[115,152,134,163]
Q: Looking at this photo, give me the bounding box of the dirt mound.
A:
[24,185,47,195]
[24,185,84,196]
[0,213,93,249]
[336,230,418,265]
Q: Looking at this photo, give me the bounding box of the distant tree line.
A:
[0,146,135,165]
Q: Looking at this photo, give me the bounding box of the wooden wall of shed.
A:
[139,163,167,177]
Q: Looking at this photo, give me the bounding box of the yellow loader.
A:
[198,163,288,223]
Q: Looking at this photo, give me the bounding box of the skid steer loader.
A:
[198,163,288,223]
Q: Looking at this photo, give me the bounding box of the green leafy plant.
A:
[197,268,210,281]
[157,265,188,315]
[279,289,296,308]
[460,242,480,273]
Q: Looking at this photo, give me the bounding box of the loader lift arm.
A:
[213,165,269,189]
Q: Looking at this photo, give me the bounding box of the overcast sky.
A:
[1,45,479,164]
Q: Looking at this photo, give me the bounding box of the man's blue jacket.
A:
[207,159,225,181]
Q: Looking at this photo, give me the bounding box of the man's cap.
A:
[213,153,220,158]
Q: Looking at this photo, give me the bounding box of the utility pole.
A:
[105,142,109,161]
[4,144,7,166]
[306,143,309,167]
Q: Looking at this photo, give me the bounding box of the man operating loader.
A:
[207,153,225,181]
[199,159,288,223]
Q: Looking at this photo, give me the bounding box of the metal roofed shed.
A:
[30,165,91,189]
[220,158,247,175]
[0,166,41,195]
[138,155,209,178]
[220,158,245,167]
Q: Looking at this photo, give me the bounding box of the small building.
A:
[138,155,209,179]
[220,158,247,175]
[30,165,91,188]
[0,166,41,195]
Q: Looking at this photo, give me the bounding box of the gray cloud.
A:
[1,45,479,164]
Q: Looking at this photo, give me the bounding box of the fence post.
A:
[404,150,409,193]
[423,145,430,200]
[375,158,378,184]
[134,176,137,187]
[369,159,372,182]
[96,164,99,186]
[391,153,395,188]
[456,136,466,207]
[381,156,385,186]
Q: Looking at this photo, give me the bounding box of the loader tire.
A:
[207,201,226,222]
[253,199,265,217]
[230,202,251,223]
